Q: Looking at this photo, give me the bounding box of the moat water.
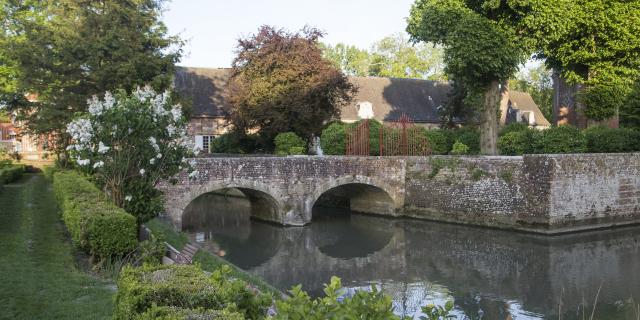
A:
[182,192,640,320]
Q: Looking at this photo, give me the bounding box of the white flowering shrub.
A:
[66,87,198,223]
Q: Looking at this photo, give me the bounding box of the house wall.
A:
[187,117,228,136]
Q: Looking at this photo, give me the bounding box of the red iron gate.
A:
[345,115,431,156]
[345,119,370,156]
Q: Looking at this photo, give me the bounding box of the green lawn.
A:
[0,174,114,320]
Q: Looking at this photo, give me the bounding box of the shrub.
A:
[450,141,470,155]
[272,276,451,320]
[53,171,137,259]
[499,122,530,137]
[450,127,480,154]
[0,165,24,185]
[134,306,244,320]
[211,132,261,154]
[422,129,454,155]
[274,132,306,156]
[539,125,587,154]
[584,126,640,153]
[66,88,197,224]
[498,129,542,155]
[113,264,271,320]
[320,122,346,155]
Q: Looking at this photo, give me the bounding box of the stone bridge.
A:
[161,156,407,228]
[160,154,640,233]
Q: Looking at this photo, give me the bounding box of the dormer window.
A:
[356,101,374,119]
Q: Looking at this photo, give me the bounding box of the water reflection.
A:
[183,191,640,319]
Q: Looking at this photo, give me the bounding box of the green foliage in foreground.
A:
[141,219,456,319]
[0,174,114,319]
[114,264,272,320]
[134,306,244,320]
[193,250,282,298]
[274,132,307,156]
[53,171,137,259]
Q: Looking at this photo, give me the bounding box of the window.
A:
[202,136,215,153]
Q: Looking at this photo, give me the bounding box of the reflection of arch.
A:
[177,179,284,225]
[311,212,394,258]
[311,176,400,217]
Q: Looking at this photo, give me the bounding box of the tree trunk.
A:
[480,80,500,155]
[552,69,588,129]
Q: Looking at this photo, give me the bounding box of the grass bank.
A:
[145,217,284,297]
[0,174,115,320]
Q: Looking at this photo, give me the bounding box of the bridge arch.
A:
[309,175,403,218]
[174,179,286,228]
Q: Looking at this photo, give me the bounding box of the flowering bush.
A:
[66,87,198,223]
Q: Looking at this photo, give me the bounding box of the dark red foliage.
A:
[225,25,356,147]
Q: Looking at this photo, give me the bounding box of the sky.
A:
[162,0,416,68]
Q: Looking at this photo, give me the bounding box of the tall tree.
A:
[319,43,371,77]
[0,0,183,161]
[408,0,527,154]
[322,33,446,81]
[225,25,355,146]
[469,0,640,128]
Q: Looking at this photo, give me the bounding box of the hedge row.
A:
[114,264,271,320]
[52,171,137,259]
[498,124,640,155]
[0,165,24,185]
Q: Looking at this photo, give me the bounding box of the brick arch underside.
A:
[176,179,285,225]
[309,175,403,218]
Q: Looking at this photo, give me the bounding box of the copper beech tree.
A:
[225,25,356,148]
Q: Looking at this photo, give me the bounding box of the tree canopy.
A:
[465,0,640,126]
[407,0,528,154]
[225,25,355,147]
[0,0,183,159]
[322,33,446,80]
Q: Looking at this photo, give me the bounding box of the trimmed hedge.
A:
[114,264,271,320]
[498,129,542,156]
[53,171,137,259]
[134,306,244,320]
[538,125,587,154]
[0,165,24,185]
[584,126,640,153]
